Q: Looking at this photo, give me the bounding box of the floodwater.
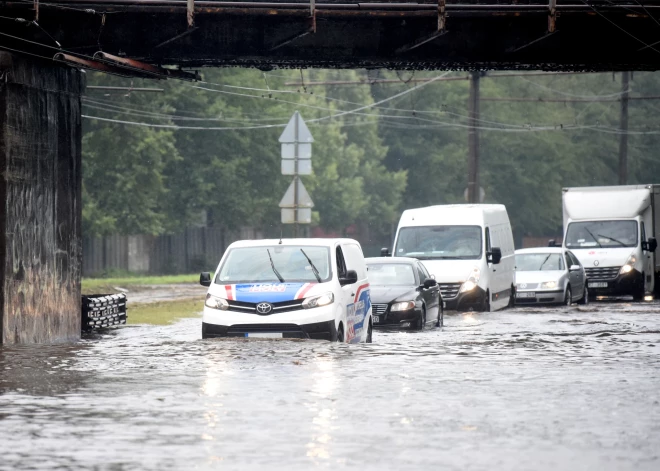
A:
[1,301,659,471]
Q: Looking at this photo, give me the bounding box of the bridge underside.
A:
[2,2,660,71]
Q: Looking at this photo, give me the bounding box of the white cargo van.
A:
[562,185,659,300]
[200,238,372,343]
[389,205,515,311]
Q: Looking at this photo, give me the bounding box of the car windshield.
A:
[565,220,638,248]
[367,263,416,286]
[394,225,482,260]
[516,253,564,271]
[215,246,331,284]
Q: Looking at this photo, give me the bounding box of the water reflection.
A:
[0,304,659,470]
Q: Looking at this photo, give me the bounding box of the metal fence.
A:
[82,227,264,276]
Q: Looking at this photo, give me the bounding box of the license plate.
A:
[516,292,536,298]
[589,282,607,288]
[373,316,380,324]
[245,332,283,338]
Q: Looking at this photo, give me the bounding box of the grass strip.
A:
[128,298,203,325]
[82,274,199,295]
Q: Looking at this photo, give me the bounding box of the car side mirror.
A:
[644,237,657,253]
[488,247,502,265]
[548,239,556,247]
[423,278,437,289]
[200,272,212,287]
[380,247,391,257]
[340,269,358,286]
[569,264,581,272]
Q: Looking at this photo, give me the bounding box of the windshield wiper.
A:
[596,234,626,246]
[538,253,552,270]
[266,249,285,283]
[300,249,322,283]
[583,227,602,248]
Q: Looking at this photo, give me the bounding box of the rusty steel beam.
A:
[93,51,200,80]
[53,53,155,78]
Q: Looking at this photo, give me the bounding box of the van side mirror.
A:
[644,237,657,253]
[488,247,502,265]
[200,272,212,287]
[340,269,358,286]
[422,278,437,289]
[569,264,581,272]
[380,247,391,257]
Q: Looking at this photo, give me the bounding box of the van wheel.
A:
[564,286,572,306]
[508,285,516,308]
[632,274,645,301]
[336,324,344,343]
[577,285,589,305]
[481,291,491,312]
[416,307,426,331]
[366,320,373,343]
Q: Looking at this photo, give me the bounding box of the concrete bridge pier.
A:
[0,53,84,344]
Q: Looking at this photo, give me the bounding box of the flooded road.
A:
[1,301,659,471]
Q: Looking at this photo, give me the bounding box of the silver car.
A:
[514,247,588,306]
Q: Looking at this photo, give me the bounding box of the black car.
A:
[366,257,443,330]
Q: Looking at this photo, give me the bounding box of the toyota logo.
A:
[593,260,600,266]
[256,302,273,315]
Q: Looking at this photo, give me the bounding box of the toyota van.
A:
[200,238,372,343]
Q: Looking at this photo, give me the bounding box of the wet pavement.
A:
[1,301,659,471]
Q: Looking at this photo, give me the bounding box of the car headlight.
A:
[459,267,481,293]
[302,292,334,309]
[205,294,229,310]
[540,281,557,289]
[391,301,415,312]
[620,254,637,275]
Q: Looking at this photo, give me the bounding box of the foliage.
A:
[82,69,660,246]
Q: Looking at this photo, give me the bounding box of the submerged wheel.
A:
[366,320,373,343]
[577,285,589,305]
[417,307,426,331]
[564,286,572,306]
[633,274,645,301]
[336,324,344,343]
[481,291,491,312]
[436,304,444,328]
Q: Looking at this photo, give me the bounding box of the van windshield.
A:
[394,226,482,260]
[565,221,638,248]
[215,246,331,284]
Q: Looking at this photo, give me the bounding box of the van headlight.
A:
[459,267,481,293]
[620,254,637,275]
[540,281,557,289]
[205,294,229,311]
[391,301,415,311]
[302,292,334,309]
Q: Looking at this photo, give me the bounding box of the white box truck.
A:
[562,185,659,300]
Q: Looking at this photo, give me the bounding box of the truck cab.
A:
[562,185,659,300]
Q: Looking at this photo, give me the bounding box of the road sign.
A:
[282,160,312,175]
[279,179,314,208]
[279,112,314,143]
[279,111,314,231]
[281,208,312,224]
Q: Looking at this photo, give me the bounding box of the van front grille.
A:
[439,283,462,299]
[585,266,620,281]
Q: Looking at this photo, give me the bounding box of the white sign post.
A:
[279,111,314,236]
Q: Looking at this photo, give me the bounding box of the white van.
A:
[200,238,372,343]
[389,204,515,311]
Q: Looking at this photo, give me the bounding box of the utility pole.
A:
[294,111,299,237]
[467,72,480,204]
[618,71,630,185]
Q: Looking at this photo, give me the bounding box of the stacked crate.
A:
[82,293,128,331]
